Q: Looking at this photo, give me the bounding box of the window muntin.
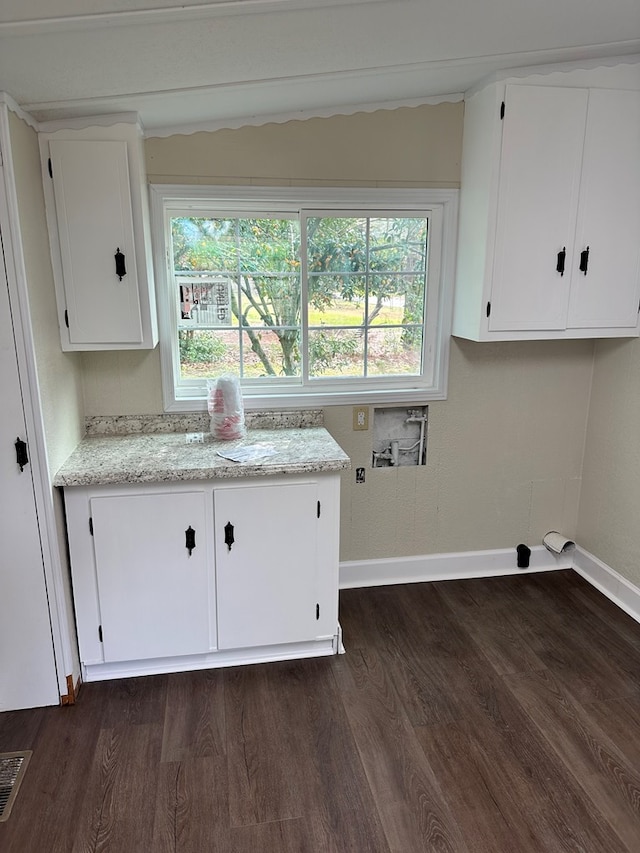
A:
[152,186,457,410]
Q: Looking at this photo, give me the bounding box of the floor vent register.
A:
[0,752,32,822]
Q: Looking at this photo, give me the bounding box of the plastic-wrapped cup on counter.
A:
[207,375,246,441]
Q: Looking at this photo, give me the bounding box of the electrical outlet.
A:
[185,432,205,444]
[353,406,369,431]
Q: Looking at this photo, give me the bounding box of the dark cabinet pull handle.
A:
[224,522,235,552]
[115,248,127,281]
[185,525,196,556]
[579,246,590,275]
[15,437,28,472]
[556,247,566,276]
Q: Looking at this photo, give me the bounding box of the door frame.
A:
[0,98,80,703]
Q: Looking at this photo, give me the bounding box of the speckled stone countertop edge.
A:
[54,425,350,488]
[54,458,350,487]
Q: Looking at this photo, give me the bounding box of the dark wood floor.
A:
[2,569,640,852]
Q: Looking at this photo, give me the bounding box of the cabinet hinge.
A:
[89,517,93,536]
[500,101,505,120]
[48,157,53,179]
[64,309,69,329]
[316,603,320,620]
[317,500,321,519]
[98,625,103,643]
[486,301,491,318]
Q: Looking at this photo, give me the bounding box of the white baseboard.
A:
[340,544,640,627]
[339,545,572,589]
[572,546,640,624]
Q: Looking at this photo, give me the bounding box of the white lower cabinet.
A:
[91,490,214,662]
[215,482,320,650]
[64,474,340,681]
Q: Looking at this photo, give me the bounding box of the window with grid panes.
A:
[151,186,458,410]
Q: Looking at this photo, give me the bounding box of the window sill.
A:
[165,383,447,412]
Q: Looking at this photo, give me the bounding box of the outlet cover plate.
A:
[185,432,205,444]
[353,406,369,431]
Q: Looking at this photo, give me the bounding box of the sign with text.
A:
[177,277,233,326]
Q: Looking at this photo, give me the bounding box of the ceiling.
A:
[1,0,639,135]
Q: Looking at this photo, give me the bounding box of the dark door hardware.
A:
[556,247,566,276]
[115,248,127,281]
[224,522,235,551]
[15,437,28,472]
[579,246,590,275]
[185,525,196,556]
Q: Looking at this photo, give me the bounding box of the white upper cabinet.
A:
[453,83,640,341]
[40,118,158,350]
[567,89,640,330]
[489,86,587,333]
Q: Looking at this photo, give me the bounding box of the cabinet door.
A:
[567,89,640,329]
[0,227,59,710]
[215,483,319,649]
[91,491,214,662]
[49,139,143,345]
[489,86,588,332]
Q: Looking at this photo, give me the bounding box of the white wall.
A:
[577,338,640,587]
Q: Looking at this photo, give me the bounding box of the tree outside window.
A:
[150,185,457,409]
[171,213,428,382]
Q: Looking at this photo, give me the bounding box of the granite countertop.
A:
[53,413,350,487]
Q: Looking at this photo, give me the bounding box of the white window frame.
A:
[150,185,458,412]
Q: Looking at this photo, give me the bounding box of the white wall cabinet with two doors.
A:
[63,473,341,681]
[453,83,640,340]
[39,117,158,351]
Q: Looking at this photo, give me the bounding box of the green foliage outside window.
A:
[171,214,427,380]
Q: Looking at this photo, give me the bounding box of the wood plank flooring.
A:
[2,569,640,852]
